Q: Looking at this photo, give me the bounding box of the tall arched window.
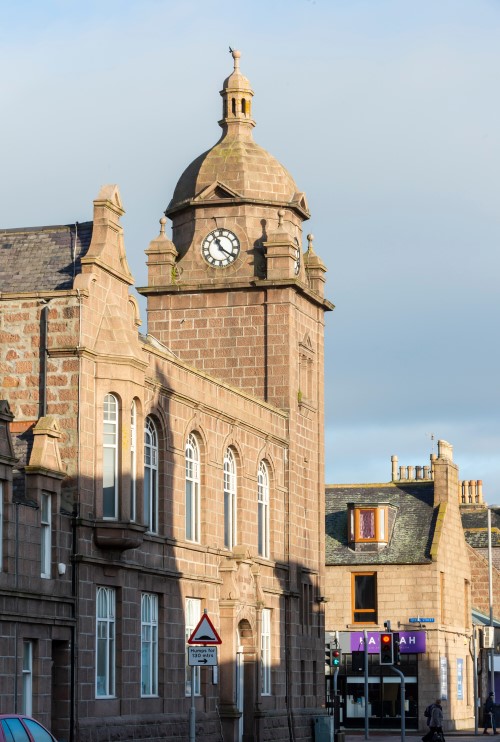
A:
[103,394,119,519]
[185,434,200,542]
[258,461,270,558]
[144,417,158,533]
[224,448,237,549]
[130,401,137,522]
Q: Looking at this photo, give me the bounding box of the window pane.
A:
[354,575,376,609]
[359,510,375,539]
[24,720,53,742]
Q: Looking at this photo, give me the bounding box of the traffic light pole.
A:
[388,665,406,742]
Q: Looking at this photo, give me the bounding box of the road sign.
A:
[409,617,435,623]
[188,646,217,666]
[187,612,222,645]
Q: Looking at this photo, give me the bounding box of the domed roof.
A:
[166,51,308,218]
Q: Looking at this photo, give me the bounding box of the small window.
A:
[40,493,51,578]
[349,505,388,544]
[352,572,377,624]
[22,641,33,716]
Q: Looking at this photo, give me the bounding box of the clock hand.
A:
[214,238,231,256]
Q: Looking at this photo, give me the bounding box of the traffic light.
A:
[325,642,332,673]
[380,632,394,664]
[392,632,400,665]
[332,648,341,667]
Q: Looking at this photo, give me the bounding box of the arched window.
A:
[130,401,137,522]
[185,434,200,542]
[258,461,270,558]
[224,448,237,549]
[96,586,115,697]
[144,417,158,533]
[103,394,118,519]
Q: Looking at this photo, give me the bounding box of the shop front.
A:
[333,630,426,730]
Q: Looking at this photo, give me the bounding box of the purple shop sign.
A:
[350,631,426,654]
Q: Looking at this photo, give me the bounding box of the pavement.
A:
[343,732,489,742]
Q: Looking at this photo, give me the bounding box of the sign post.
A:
[187,609,222,742]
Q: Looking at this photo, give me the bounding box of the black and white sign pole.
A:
[189,665,196,742]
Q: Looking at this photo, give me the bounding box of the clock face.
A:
[202,228,240,267]
[293,238,301,275]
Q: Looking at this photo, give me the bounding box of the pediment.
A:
[291,191,310,216]
[300,333,314,352]
[193,180,243,202]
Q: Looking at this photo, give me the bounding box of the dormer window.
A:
[347,503,390,548]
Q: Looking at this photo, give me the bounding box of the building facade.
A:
[324,441,476,732]
[0,52,332,742]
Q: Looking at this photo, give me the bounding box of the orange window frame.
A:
[351,571,378,624]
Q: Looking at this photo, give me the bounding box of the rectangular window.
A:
[40,493,51,579]
[261,608,271,695]
[22,641,33,716]
[352,572,377,624]
[0,481,3,572]
[96,587,115,697]
[141,593,158,697]
[185,598,201,696]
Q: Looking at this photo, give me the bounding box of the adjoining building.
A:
[0,51,332,742]
[325,441,478,732]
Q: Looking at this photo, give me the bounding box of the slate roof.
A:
[0,222,92,292]
[461,506,500,548]
[325,482,436,566]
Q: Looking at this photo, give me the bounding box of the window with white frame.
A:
[96,586,115,697]
[224,448,237,549]
[141,593,158,697]
[40,492,51,578]
[130,401,137,522]
[103,394,119,519]
[144,417,158,533]
[22,641,33,716]
[258,461,270,559]
[185,598,201,696]
[261,608,271,695]
[185,434,200,542]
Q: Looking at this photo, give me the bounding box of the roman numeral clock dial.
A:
[201,228,240,267]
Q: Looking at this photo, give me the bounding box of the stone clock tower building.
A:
[0,51,332,742]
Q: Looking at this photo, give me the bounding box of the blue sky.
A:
[1,0,499,500]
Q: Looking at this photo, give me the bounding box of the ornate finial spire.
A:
[219,49,255,137]
[307,233,315,253]
[159,216,167,236]
[277,209,285,229]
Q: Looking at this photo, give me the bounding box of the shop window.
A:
[352,572,377,624]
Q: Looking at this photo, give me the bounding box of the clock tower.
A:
[140,49,332,412]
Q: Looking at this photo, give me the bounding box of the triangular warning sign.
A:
[187,613,222,645]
